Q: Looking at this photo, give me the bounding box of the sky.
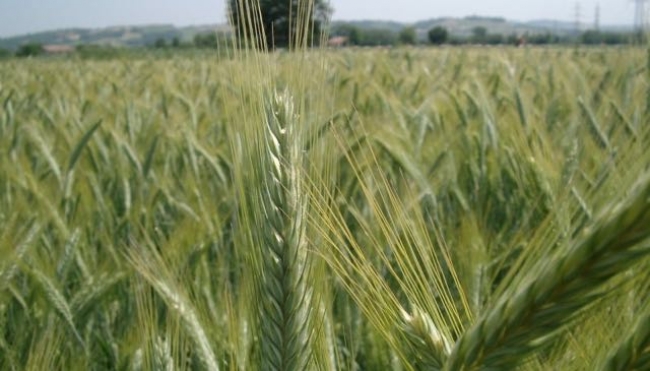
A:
[0,0,641,38]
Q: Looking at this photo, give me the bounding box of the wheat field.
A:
[0,45,649,370]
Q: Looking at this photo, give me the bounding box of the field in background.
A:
[1,47,649,370]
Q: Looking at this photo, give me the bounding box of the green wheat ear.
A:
[233,88,318,371]
[444,174,650,371]
[401,305,452,370]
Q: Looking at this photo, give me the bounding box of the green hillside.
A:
[0,24,230,50]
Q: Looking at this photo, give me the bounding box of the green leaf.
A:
[67,119,102,172]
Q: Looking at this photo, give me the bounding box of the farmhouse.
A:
[328,36,348,48]
[42,44,75,54]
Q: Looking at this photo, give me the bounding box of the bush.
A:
[153,38,167,48]
[358,28,398,46]
[0,48,11,59]
[428,26,449,45]
[399,27,417,45]
[15,43,43,57]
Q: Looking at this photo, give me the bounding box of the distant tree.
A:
[332,24,362,45]
[348,26,362,45]
[506,33,520,45]
[172,37,181,47]
[600,32,628,45]
[228,0,332,50]
[359,28,397,46]
[580,30,601,45]
[75,44,125,60]
[16,43,43,57]
[194,32,218,48]
[484,33,504,45]
[447,36,465,45]
[399,27,417,45]
[632,30,646,44]
[427,26,448,45]
[471,26,488,43]
[580,30,629,45]
[0,48,11,59]
[528,33,557,45]
[154,38,167,48]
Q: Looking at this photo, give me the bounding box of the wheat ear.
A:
[443,175,650,371]
[401,306,452,370]
[256,90,313,371]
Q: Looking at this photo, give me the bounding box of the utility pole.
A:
[574,2,582,34]
[633,0,648,33]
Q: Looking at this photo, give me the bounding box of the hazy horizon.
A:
[0,0,642,38]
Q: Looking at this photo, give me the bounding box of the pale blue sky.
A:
[0,0,640,37]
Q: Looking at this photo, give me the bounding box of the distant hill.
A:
[335,16,632,39]
[0,24,231,50]
[0,16,634,50]
[409,17,570,37]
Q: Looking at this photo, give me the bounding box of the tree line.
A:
[0,31,235,59]
[1,0,644,59]
[332,24,642,47]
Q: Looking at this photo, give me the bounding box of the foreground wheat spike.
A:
[255,90,312,371]
[443,175,650,371]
